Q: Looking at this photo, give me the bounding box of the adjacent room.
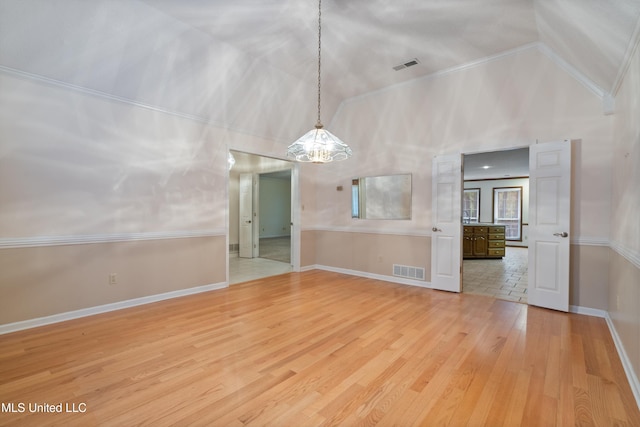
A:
[1,0,640,425]
[462,148,530,303]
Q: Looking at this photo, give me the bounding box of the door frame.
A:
[459,141,572,311]
[226,149,301,285]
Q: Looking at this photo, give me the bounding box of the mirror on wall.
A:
[351,174,412,220]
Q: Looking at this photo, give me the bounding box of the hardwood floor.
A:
[1,270,639,426]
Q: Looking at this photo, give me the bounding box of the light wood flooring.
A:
[1,270,639,426]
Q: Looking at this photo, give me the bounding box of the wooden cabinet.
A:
[463,225,505,259]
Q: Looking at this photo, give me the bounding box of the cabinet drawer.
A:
[489,226,505,233]
[463,227,474,234]
[488,248,505,256]
[473,227,487,234]
[488,241,504,248]
[489,233,505,240]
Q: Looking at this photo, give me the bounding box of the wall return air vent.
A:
[393,264,425,280]
[393,58,420,71]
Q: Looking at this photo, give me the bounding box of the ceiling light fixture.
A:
[286,0,352,163]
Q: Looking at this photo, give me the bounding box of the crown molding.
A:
[0,65,292,145]
[536,43,606,100]
[611,12,640,97]
[338,42,542,109]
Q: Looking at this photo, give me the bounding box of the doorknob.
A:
[432,227,442,232]
[553,232,568,238]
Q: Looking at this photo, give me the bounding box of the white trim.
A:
[305,227,611,246]
[339,43,541,107]
[0,65,214,123]
[569,305,607,318]
[0,281,228,335]
[610,241,640,270]
[337,41,605,111]
[302,227,432,238]
[570,304,640,410]
[570,237,610,247]
[611,11,640,97]
[0,65,292,145]
[537,43,606,99]
[604,312,640,409]
[311,264,432,289]
[0,229,226,249]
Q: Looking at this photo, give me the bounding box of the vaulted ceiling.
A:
[140,0,640,100]
[1,0,639,140]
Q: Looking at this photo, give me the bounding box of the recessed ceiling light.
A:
[482,165,491,169]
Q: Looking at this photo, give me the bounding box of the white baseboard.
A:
[310,264,432,288]
[604,312,640,410]
[302,266,639,410]
[569,305,608,318]
[0,281,228,335]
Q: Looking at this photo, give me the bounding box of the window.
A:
[351,179,360,218]
[493,187,522,240]
[463,189,480,223]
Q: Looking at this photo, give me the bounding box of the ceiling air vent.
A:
[393,58,420,71]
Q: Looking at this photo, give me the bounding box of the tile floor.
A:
[229,256,292,285]
[462,246,528,303]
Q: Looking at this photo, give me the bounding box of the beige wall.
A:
[313,231,430,279]
[0,236,226,325]
[569,244,609,310]
[609,250,640,382]
[300,230,317,269]
[609,27,640,389]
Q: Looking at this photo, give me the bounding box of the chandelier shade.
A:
[287,125,352,163]
[286,0,352,163]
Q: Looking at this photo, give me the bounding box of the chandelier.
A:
[286,0,352,163]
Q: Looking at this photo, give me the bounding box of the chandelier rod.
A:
[316,0,322,128]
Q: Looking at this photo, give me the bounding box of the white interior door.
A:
[430,154,462,292]
[239,173,254,258]
[528,140,571,312]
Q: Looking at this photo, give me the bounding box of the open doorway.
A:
[462,147,530,303]
[258,170,292,264]
[228,150,296,284]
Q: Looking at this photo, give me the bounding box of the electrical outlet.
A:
[109,273,117,285]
